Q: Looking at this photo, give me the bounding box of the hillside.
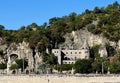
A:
[0,1,120,74]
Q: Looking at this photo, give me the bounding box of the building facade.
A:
[52,41,90,64]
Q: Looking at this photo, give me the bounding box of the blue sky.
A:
[0,0,119,30]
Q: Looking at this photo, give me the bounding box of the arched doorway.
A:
[12,70,16,74]
[10,54,18,63]
[26,70,29,74]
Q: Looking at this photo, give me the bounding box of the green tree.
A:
[93,7,102,13]
[68,12,77,30]
[113,1,120,9]
[92,57,109,74]
[74,59,93,73]
[15,59,28,71]
[85,9,91,14]
[0,63,7,70]
[109,61,120,73]
[105,43,117,56]
[10,64,19,70]
[0,25,5,30]
[61,64,73,71]
[92,60,102,73]
[91,45,100,58]
[87,24,96,32]
[47,53,57,65]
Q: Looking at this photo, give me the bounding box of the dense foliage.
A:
[10,64,19,70]
[73,57,120,74]
[74,59,93,73]
[0,63,7,70]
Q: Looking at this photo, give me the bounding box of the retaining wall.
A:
[0,75,120,83]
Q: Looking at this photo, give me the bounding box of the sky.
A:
[0,0,119,30]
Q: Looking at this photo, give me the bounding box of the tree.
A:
[0,25,5,37]
[74,59,93,73]
[93,7,102,13]
[113,1,120,9]
[92,60,102,73]
[47,53,57,65]
[41,22,48,28]
[87,24,96,32]
[15,59,28,71]
[109,61,120,73]
[61,64,73,71]
[0,50,4,59]
[49,17,58,25]
[92,57,109,74]
[27,23,38,29]
[37,41,46,53]
[0,63,7,70]
[91,45,100,58]
[68,12,77,30]
[85,9,91,14]
[0,25,5,30]
[10,64,19,70]
[105,43,117,56]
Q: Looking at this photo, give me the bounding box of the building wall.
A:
[52,49,90,64]
[63,60,75,64]
[62,49,89,59]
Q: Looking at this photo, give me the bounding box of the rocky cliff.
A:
[59,28,120,57]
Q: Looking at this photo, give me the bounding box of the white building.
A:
[52,41,90,64]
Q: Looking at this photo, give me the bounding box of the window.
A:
[75,57,77,60]
[79,52,81,54]
[71,52,72,54]
[64,62,67,64]
[85,51,88,53]
[66,52,68,54]
[75,52,77,54]
[54,51,56,53]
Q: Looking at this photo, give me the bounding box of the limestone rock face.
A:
[117,40,120,49]
[0,40,44,74]
[0,37,2,45]
[6,41,35,72]
[59,29,117,57]
[60,29,108,49]
[99,45,108,57]
[34,49,43,72]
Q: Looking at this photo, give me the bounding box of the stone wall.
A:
[0,75,120,83]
